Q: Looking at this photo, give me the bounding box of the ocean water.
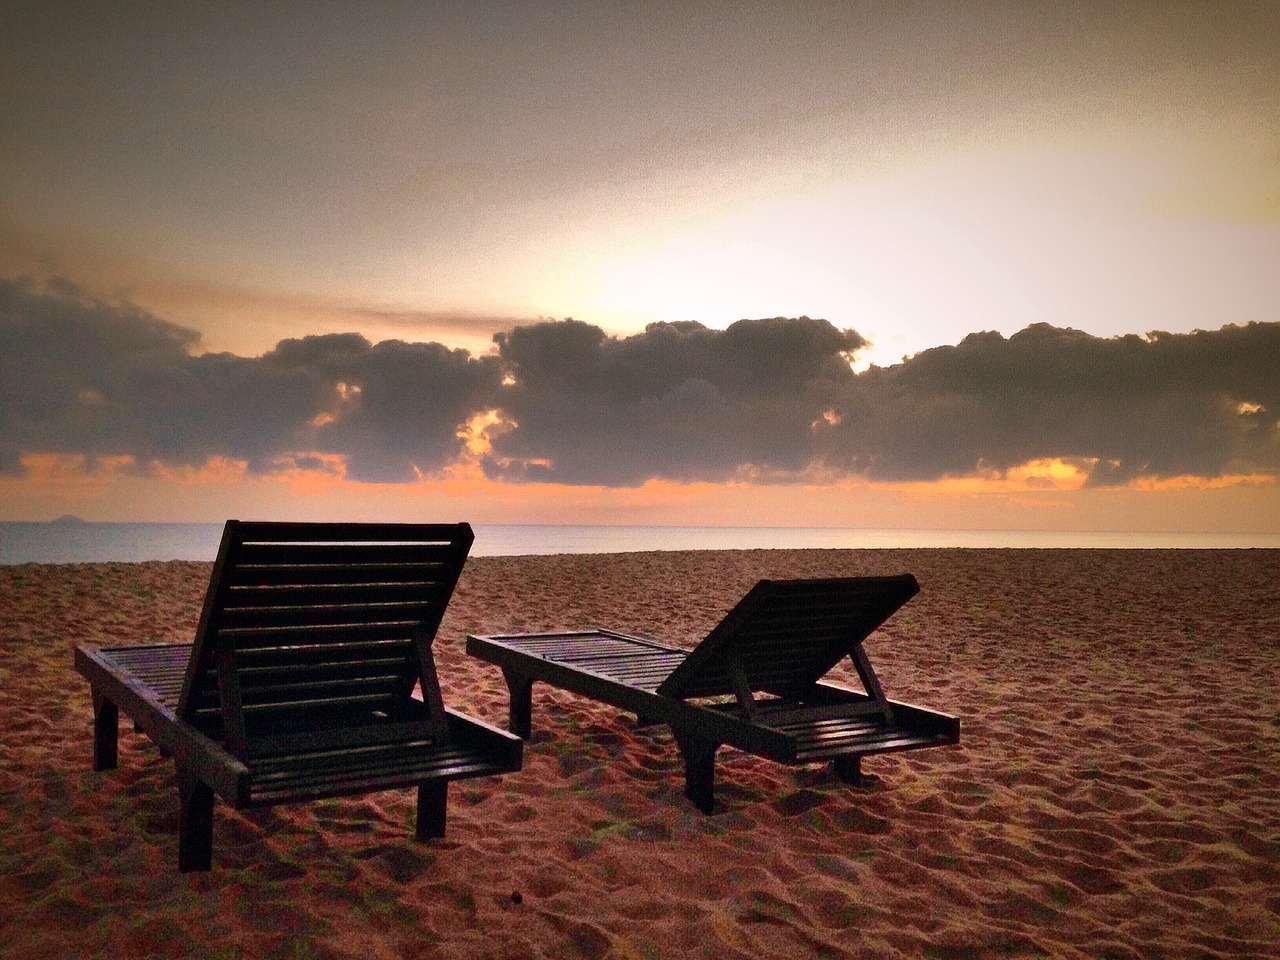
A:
[0,520,1276,564]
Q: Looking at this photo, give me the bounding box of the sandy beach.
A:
[2,548,1277,959]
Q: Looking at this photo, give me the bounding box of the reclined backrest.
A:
[655,575,919,701]
[177,520,473,758]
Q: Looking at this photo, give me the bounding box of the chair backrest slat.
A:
[229,561,454,587]
[235,542,461,567]
[216,600,445,631]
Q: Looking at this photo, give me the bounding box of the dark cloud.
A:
[486,318,1279,487]
[0,277,500,480]
[1,275,1276,488]
[1,276,204,471]
[487,317,865,485]
[824,322,1280,484]
[263,333,502,482]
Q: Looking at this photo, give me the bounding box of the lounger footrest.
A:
[744,694,957,762]
[246,726,521,805]
[788,719,958,763]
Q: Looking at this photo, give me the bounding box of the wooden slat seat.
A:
[468,576,958,813]
[75,521,522,871]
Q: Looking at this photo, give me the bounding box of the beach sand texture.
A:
[2,549,1277,959]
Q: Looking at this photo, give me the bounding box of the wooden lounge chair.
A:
[75,520,522,871]
[467,575,958,813]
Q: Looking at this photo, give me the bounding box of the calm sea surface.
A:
[1,520,1276,564]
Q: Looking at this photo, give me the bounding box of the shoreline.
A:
[3,549,1277,958]
[4,518,1279,566]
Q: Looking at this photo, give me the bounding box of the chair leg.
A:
[416,781,448,840]
[673,731,719,814]
[502,668,534,739]
[177,769,214,872]
[832,754,863,786]
[91,692,119,771]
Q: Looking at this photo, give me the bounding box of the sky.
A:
[1,1,1278,535]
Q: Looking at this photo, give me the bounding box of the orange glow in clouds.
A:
[898,458,1091,497]
[1,451,1275,536]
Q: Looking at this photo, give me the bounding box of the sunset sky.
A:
[2,2,1278,536]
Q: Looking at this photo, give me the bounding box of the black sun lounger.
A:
[75,520,522,871]
[467,576,958,813]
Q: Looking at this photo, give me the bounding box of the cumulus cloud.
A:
[262,333,502,482]
[0,277,501,480]
[484,317,1278,487]
[486,317,866,485]
[1,275,1276,488]
[825,322,1280,484]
